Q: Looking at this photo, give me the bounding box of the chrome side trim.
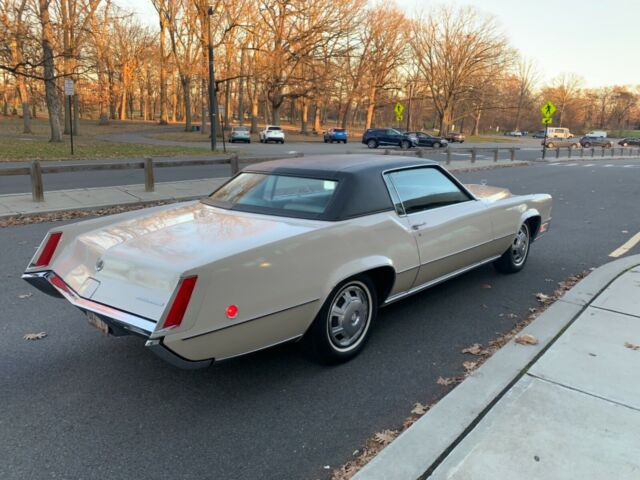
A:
[22,271,156,336]
[383,255,501,305]
[181,298,320,341]
[416,234,512,268]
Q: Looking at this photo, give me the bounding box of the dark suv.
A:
[580,136,613,148]
[361,128,413,149]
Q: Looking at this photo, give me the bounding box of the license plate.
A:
[87,312,109,335]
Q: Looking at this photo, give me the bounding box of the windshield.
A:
[206,173,339,217]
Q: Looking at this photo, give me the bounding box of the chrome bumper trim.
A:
[22,271,156,337]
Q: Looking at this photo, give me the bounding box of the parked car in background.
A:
[585,130,607,138]
[580,136,613,148]
[546,127,573,139]
[22,155,552,368]
[445,132,465,143]
[532,130,546,138]
[229,126,251,143]
[618,137,640,147]
[504,130,523,137]
[406,131,448,148]
[259,125,285,144]
[323,128,348,144]
[361,128,413,149]
[542,138,580,149]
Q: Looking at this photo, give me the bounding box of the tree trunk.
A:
[238,52,245,125]
[365,87,376,129]
[17,79,32,133]
[181,75,192,131]
[158,20,168,125]
[38,0,62,142]
[300,98,308,133]
[250,96,258,133]
[473,110,481,136]
[224,80,231,130]
[313,101,321,132]
[119,69,128,120]
[438,107,452,136]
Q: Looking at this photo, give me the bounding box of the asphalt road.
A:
[0,140,552,195]
[1,161,639,479]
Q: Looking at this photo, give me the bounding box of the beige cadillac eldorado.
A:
[23,155,551,369]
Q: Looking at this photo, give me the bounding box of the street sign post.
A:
[64,79,75,155]
[540,100,556,159]
[394,102,404,123]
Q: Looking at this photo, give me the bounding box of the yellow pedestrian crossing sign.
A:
[541,117,553,125]
[540,101,556,118]
[394,102,404,122]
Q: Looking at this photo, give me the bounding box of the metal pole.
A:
[68,95,74,155]
[542,124,548,159]
[207,7,217,151]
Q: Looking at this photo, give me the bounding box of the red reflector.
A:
[49,274,70,293]
[163,276,198,329]
[33,232,62,267]
[226,305,238,319]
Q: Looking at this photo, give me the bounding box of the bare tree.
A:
[37,0,62,142]
[409,6,512,135]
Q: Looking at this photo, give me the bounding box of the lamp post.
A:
[207,6,217,151]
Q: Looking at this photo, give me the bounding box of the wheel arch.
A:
[521,211,542,241]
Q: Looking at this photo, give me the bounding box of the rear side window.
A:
[385,167,471,214]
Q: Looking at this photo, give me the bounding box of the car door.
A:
[383,129,401,146]
[385,166,496,287]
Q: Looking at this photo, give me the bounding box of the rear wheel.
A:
[493,223,530,274]
[367,139,378,149]
[622,142,628,147]
[433,142,441,148]
[303,276,377,364]
[400,140,410,150]
[343,140,347,144]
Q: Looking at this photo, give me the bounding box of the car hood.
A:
[51,202,324,319]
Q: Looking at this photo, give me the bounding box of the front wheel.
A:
[433,142,441,148]
[493,223,530,274]
[400,140,410,150]
[583,142,591,148]
[303,276,377,364]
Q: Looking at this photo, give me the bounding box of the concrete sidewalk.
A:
[355,255,640,479]
[0,159,526,219]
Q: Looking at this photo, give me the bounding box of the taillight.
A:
[33,232,62,267]
[225,305,238,319]
[163,276,198,329]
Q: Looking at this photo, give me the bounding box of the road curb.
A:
[533,155,640,163]
[353,254,640,480]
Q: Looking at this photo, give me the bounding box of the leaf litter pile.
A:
[330,270,588,480]
[0,200,179,228]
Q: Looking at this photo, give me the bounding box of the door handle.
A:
[412,222,427,230]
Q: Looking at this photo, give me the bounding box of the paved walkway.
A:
[355,255,640,480]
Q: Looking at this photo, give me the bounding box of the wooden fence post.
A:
[230,153,240,174]
[510,148,515,161]
[144,157,155,192]
[30,160,44,202]
[471,148,477,163]
[493,149,499,162]
[446,149,452,165]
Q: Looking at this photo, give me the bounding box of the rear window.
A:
[206,173,338,217]
[334,128,346,133]
[267,126,282,131]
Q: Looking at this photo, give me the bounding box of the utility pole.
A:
[207,6,217,151]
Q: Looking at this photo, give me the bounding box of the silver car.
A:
[23,155,551,368]
[229,126,251,143]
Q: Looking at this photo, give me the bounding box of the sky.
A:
[121,0,639,89]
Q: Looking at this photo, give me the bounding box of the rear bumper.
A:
[22,271,156,337]
[22,270,214,369]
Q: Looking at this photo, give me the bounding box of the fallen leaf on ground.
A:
[463,360,478,372]
[515,334,538,346]
[544,278,554,282]
[437,376,463,386]
[411,402,429,415]
[18,293,33,299]
[24,332,47,340]
[535,293,551,303]
[373,430,397,445]
[462,343,484,355]
[624,342,640,351]
[480,283,492,289]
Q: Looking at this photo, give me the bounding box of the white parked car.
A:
[505,130,523,137]
[259,125,285,144]
[22,155,552,369]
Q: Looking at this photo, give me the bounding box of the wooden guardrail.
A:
[0,153,303,202]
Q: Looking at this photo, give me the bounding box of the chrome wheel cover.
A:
[327,282,371,351]
[512,224,530,266]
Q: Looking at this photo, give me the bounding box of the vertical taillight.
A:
[32,232,63,267]
[163,276,198,329]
